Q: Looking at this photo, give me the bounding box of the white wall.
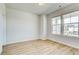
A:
[3,4,6,45]
[6,8,39,44]
[39,15,47,40]
[47,4,79,49]
[0,3,6,54]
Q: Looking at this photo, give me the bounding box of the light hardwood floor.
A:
[2,39,79,55]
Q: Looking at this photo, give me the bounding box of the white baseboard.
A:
[3,37,79,50]
[39,37,47,40]
[0,45,2,54]
[0,49,2,55]
[48,38,79,49]
[5,38,39,45]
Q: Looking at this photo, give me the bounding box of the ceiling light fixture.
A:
[38,3,45,6]
[59,5,62,7]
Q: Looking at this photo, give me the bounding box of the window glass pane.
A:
[57,25,61,32]
[52,18,56,25]
[64,24,69,35]
[51,16,61,34]
[68,24,75,35]
[57,25,61,34]
[64,24,74,35]
[74,23,78,28]
[64,23,78,36]
[52,25,56,31]
[56,17,61,24]
[63,11,79,37]
[72,23,78,36]
[71,16,78,23]
[57,19,61,24]
[64,18,70,23]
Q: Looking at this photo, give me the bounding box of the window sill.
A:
[51,33,79,39]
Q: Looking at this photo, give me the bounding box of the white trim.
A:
[0,44,2,54]
[48,38,79,49]
[5,38,39,45]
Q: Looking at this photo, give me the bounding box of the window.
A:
[51,16,61,34]
[51,11,79,37]
[63,12,79,37]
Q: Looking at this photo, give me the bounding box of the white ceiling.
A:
[6,3,72,15]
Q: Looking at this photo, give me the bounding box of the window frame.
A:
[51,11,79,38]
[63,15,79,37]
[51,16,61,35]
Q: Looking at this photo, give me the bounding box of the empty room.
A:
[0,3,79,55]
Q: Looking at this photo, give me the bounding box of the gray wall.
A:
[0,3,6,54]
[39,15,47,39]
[47,4,79,49]
[6,8,39,44]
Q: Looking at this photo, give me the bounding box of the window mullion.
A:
[61,16,64,35]
[56,19,57,34]
[78,16,79,36]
